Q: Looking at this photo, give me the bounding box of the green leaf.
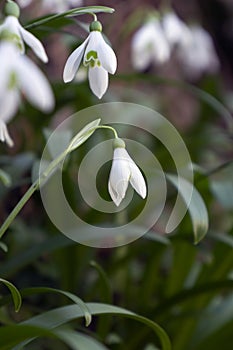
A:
[167,174,209,244]
[0,169,11,187]
[25,6,115,30]
[15,303,171,350]
[0,325,108,350]
[21,287,92,327]
[0,278,22,312]
[0,242,8,253]
[67,118,101,153]
[54,328,109,350]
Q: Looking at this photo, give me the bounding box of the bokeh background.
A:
[0,0,233,349]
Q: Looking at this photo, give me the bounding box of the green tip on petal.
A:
[113,138,126,149]
[90,21,102,32]
[4,0,20,18]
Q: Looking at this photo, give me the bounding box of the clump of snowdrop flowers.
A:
[63,20,117,99]
[131,15,170,71]
[108,138,147,206]
[177,24,220,78]
[0,0,54,146]
[0,0,48,62]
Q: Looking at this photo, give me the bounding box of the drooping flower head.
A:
[0,42,54,146]
[108,138,147,206]
[0,0,48,62]
[63,20,117,99]
[131,15,170,71]
[177,24,220,78]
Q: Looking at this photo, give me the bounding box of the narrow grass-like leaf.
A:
[0,242,8,253]
[25,7,115,30]
[21,287,92,327]
[167,174,209,244]
[15,303,171,350]
[0,278,22,312]
[0,325,107,350]
[0,169,11,187]
[67,118,101,153]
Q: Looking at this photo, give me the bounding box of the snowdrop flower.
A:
[108,139,147,206]
[177,25,220,78]
[0,0,48,62]
[63,20,117,99]
[0,42,54,146]
[131,18,170,70]
[162,11,191,48]
[17,0,83,13]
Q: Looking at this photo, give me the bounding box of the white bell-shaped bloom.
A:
[0,42,54,146]
[108,140,147,206]
[17,0,83,12]
[0,15,48,62]
[63,21,117,99]
[131,19,170,70]
[177,25,220,78]
[162,11,191,48]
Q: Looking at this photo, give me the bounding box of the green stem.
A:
[0,123,119,240]
[94,125,119,139]
[0,180,39,239]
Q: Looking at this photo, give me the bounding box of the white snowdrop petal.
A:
[0,121,14,147]
[17,56,54,112]
[88,66,109,99]
[131,22,156,70]
[129,160,147,199]
[19,26,48,63]
[0,89,20,124]
[108,149,131,206]
[151,22,170,63]
[63,37,89,83]
[0,16,25,53]
[0,44,15,97]
[96,32,117,74]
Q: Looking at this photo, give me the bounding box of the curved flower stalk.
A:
[0,0,48,62]
[131,17,170,71]
[17,0,83,13]
[108,139,147,206]
[63,20,117,99]
[0,42,54,146]
[162,11,191,48]
[177,25,220,78]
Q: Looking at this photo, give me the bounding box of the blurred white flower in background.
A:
[131,10,220,78]
[0,15,48,62]
[17,0,83,12]
[0,42,54,146]
[177,25,220,78]
[162,11,191,48]
[108,139,147,207]
[131,18,170,71]
[63,20,117,99]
